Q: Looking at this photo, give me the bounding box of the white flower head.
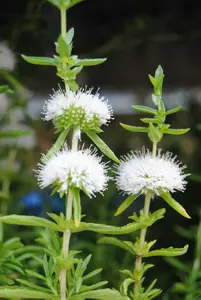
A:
[36,146,109,197]
[0,123,36,149]
[0,42,16,71]
[115,149,188,196]
[42,88,113,133]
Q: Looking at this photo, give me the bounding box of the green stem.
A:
[134,193,151,297]
[134,142,157,298]
[60,6,69,93]
[152,141,157,158]
[59,8,79,300]
[61,7,66,39]
[60,134,78,300]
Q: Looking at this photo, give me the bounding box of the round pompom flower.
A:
[115,149,188,196]
[36,147,109,197]
[0,42,16,71]
[42,88,113,134]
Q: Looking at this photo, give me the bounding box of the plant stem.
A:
[134,193,151,296]
[152,141,157,158]
[61,7,66,38]
[60,132,78,300]
[60,6,69,93]
[59,7,79,300]
[134,142,157,298]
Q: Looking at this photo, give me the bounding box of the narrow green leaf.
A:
[13,245,44,255]
[26,269,46,281]
[165,106,182,115]
[163,128,190,135]
[141,263,154,276]
[152,66,164,98]
[114,193,140,216]
[146,289,162,299]
[74,209,165,234]
[0,85,13,94]
[66,28,74,44]
[74,221,142,235]
[160,191,191,219]
[75,288,130,300]
[68,80,79,91]
[132,105,157,115]
[47,0,63,9]
[41,127,70,163]
[144,279,157,296]
[119,269,133,278]
[140,118,160,124]
[80,281,108,293]
[16,279,51,293]
[68,66,83,77]
[4,263,24,275]
[57,36,71,57]
[0,129,33,138]
[68,0,84,9]
[76,278,83,293]
[144,244,189,257]
[0,215,62,231]
[151,94,159,106]
[75,58,106,66]
[72,188,81,228]
[120,278,134,295]
[120,123,148,133]
[21,55,56,66]
[158,98,166,114]
[0,287,54,299]
[155,65,164,80]
[148,74,156,86]
[82,254,92,269]
[3,236,22,247]
[148,123,163,143]
[83,268,102,281]
[86,131,119,163]
[98,237,134,254]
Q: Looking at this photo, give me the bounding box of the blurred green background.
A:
[1,0,201,299]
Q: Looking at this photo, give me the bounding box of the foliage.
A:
[162,210,201,300]
[0,1,191,300]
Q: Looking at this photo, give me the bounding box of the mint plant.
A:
[98,65,191,299]
[162,210,201,300]
[0,1,131,299]
[0,1,191,299]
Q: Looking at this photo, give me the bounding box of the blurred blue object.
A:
[20,190,65,217]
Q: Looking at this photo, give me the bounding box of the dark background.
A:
[2,0,201,89]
